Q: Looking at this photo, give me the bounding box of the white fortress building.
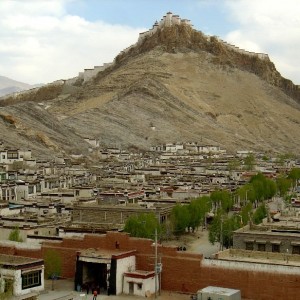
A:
[137,11,192,42]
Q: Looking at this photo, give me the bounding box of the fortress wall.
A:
[215,36,269,60]
[81,62,114,83]
[65,77,79,86]
[72,13,269,86]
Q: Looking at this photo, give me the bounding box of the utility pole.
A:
[220,216,223,251]
[154,228,158,298]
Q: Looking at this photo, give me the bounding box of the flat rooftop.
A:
[215,249,300,267]
[0,254,43,268]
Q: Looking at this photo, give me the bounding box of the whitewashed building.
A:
[0,254,44,299]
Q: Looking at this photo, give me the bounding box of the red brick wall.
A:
[0,232,299,299]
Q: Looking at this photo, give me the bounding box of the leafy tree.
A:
[124,213,161,239]
[187,200,202,232]
[276,153,294,166]
[228,159,241,172]
[250,173,276,202]
[240,202,252,224]
[210,190,233,212]
[288,168,300,190]
[8,226,23,242]
[276,177,292,197]
[208,211,242,249]
[236,184,255,205]
[44,249,62,290]
[188,196,211,231]
[252,203,267,225]
[170,204,190,235]
[243,153,255,170]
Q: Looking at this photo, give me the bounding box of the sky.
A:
[0,0,299,85]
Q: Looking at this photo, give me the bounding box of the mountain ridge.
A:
[0,14,299,157]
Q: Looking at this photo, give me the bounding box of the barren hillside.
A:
[0,22,299,157]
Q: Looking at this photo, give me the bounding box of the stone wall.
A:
[233,227,300,253]
[0,232,299,299]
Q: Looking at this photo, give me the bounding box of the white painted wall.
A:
[1,266,44,296]
[203,258,300,275]
[116,255,136,295]
[123,274,156,297]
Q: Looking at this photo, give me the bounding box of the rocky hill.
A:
[0,15,299,157]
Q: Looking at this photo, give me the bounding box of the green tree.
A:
[243,153,255,170]
[188,196,211,231]
[252,203,267,225]
[240,202,252,224]
[236,184,255,205]
[210,190,233,212]
[124,213,161,239]
[44,249,62,290]
[8,226,23,242]
[208,211,242,249]
[276,177,292,197]
[170,204,190,235]
[250,173,276,202]
[228,158,241,172]
[288,168,300,190]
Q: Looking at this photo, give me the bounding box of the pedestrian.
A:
[86,283,89,295]
[92,289,97,300]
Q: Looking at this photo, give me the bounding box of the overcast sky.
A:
[0,0,299,85]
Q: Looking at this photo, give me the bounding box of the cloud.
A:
[0,0,144,84]
[224,0,300,84]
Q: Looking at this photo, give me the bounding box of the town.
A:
[0,140,299,300]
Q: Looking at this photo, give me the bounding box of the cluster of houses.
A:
[0,141,299,299]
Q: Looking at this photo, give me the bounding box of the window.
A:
[4,279,13,294]
[257,243,266,251]
[245,242,254,250]
[7,152,18,159]
[137,283,142,290]
[28,186,34,194]
[292,246,300,255]
[22,271,41,289]
[272,244,280,253]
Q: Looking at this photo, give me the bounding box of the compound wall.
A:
[0,232,298,300]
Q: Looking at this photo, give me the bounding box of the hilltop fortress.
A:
[69,12,270,84]
[1,12,284,100]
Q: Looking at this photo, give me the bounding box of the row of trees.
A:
[124,169,299,247]
[208,203,267,248]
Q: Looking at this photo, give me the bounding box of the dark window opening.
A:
[292,245,300,254]
[257,243,266,252]
[22,271,41,289]
[245,242,254,250]
[272,244,280,253]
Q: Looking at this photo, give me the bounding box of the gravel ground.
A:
[40,279,191,300]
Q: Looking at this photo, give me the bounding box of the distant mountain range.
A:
[0,75,43,97]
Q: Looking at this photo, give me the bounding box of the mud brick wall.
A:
[0,232,299,299]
